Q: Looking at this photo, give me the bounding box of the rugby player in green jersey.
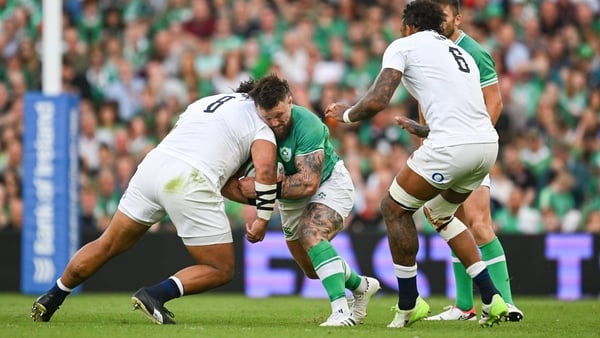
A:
[229,74,380,327]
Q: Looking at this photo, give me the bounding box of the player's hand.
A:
[324,102,351,122]
[245,218,268,243]
[394,116,430,138]
[238,177,257,199]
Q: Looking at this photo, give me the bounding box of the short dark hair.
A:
[403,0,445,34]
[236,74,290,110]
[432,0,461,16]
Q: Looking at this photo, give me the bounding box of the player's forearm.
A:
[347,68,401,122]
[221,178,249,204]
[280,174,319,199]
[487,99,503,126]
[482,83,503,125]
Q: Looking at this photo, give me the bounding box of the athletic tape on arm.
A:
[255,182,277,220]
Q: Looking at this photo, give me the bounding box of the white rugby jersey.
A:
[382,30,498,147]
[155,93,276,187]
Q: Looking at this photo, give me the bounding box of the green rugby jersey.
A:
[455,31,498,88]
[277,105,339,202]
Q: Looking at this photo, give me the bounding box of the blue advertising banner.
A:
[21,92,80,294]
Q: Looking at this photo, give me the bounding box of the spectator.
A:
[93,168,120,231]
[212,51,250,94]
[538,170,580,232]
[104,59,146,122]
[78,106,101,175]
[493,186,543,234]
[95,100,123,148]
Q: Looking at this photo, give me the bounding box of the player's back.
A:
[384,30,497,147]
[156,93,275,187]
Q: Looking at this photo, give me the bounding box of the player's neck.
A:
[450,29,462,42]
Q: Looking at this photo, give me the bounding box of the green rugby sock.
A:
[342,259,363,291]
[308,240,346,302]
[481,237,513,305]
[452,251,474,310]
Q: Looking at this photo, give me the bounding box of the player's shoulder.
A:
[292,105,322,124]
[455,31,491,57]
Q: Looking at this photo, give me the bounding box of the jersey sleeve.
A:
[381,39,408,73]
[254,124,276,145]
[294,108,326,156]
[471,48,498,88]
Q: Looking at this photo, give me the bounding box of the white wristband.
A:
[342,107,353,123]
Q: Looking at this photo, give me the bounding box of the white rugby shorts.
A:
[407,142,498,193]
[278,161,354,241]
[118,150,233,246]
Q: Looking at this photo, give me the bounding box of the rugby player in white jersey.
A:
[31,92,279,324]
[326,0,508,328]
[395,0,523,322]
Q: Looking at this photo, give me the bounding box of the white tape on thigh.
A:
[388,179,424,211]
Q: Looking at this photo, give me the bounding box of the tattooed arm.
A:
[325,68,403,123]
[280,151,324,199]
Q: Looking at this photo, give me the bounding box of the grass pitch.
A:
[1,293,598,337]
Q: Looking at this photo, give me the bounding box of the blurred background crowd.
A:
[0,0,599,235]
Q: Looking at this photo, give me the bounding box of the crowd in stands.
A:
[0,0,599,235]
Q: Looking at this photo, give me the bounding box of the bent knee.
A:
[213,265,235,286]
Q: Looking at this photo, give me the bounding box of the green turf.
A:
[2,293,599,337]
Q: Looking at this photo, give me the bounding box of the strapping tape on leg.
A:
[423,195,465,241]
[388,179,424,211]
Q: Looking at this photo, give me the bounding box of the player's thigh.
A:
[118,150,169,226]
[456,185,495,243]
[279,198,309,241]
[400,146,445,201]
[307,160,354,224]
[142,152,234,246]
[185,242,235,271]
[96,210,150,254]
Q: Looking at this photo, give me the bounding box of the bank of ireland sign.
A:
[22,93,79,294]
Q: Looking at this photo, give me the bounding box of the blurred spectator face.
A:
[8,197,23,230]
[585,211,600,233]
[99,102,119,127]
[540,1,559,28]
[80,184,97,221]
[4,169,20,199]
[5,139,22,170]
[0,83,8,109]
[575,2,594,26]
[259,7,277,32]
[129,116,147,138]
[80,109,97,138]
[222,52,242,77]
[507,187,524,213]
[98,169,116,197]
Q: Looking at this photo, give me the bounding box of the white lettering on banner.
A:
[33,257,55,283]
[546,234,593,300]
[32,101,56,281]
[243,232,598,300]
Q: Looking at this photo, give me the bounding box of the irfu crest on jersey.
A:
[279,147,292,162]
